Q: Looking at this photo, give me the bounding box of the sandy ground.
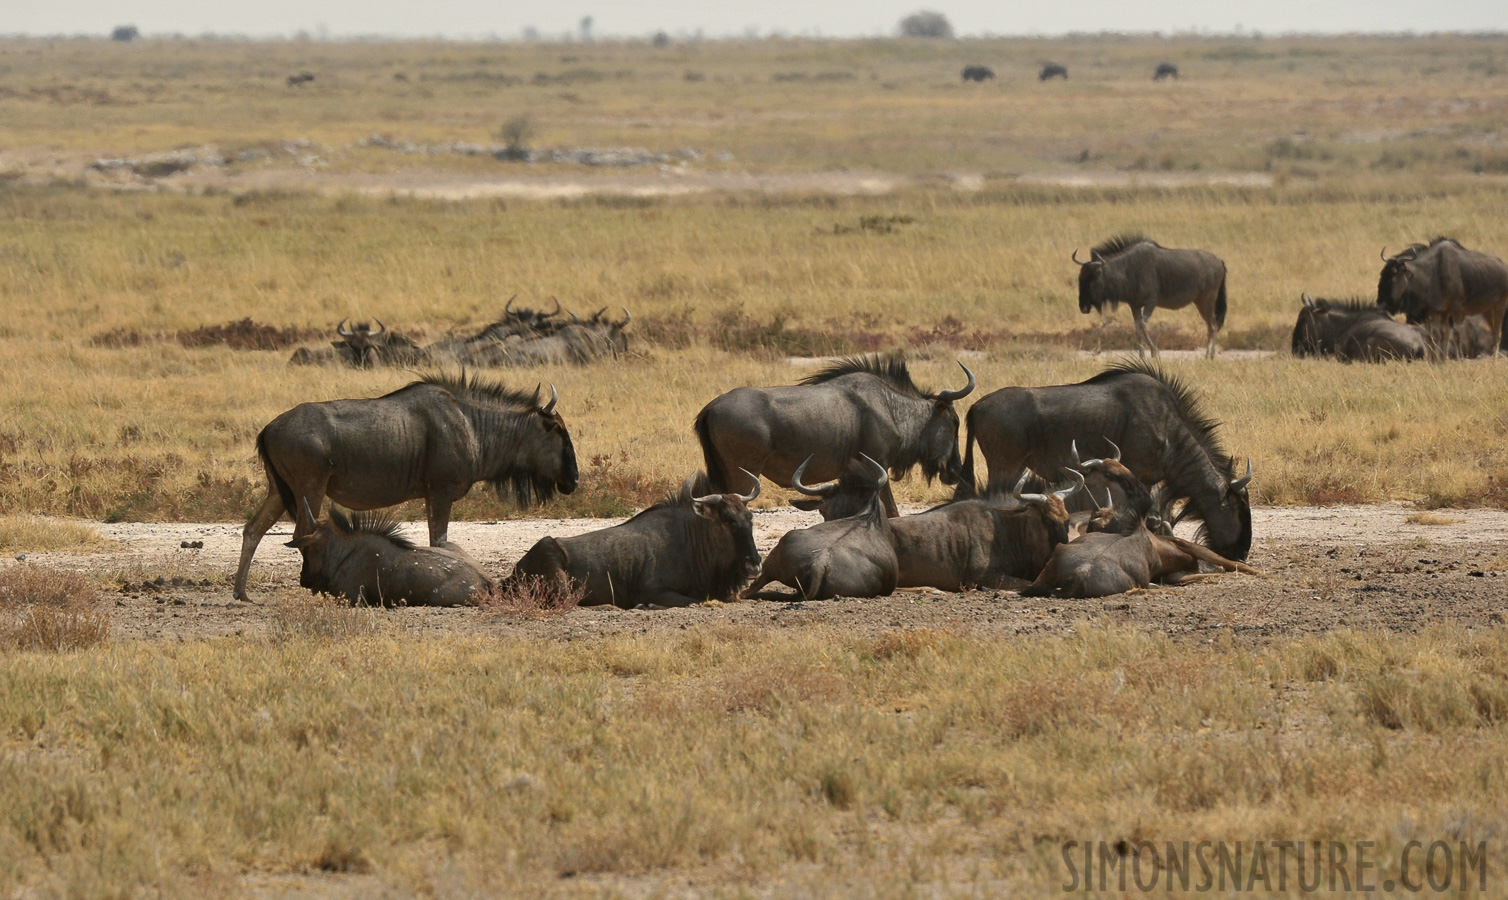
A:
[13,503,1507,646]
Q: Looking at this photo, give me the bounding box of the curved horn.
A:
[568,310,580,323]
[1381,246,1391,262]
[618,306,632,328]
[1053,467,1085,500]
[1100,487,1113,511]
[541,382,558,415]
[1301,291,1315,308]
[1072,248,1090,266]
[935,362,976,403]
[299,497,318,531]
[790,455,838,497]
[337,318,354,338]
[593,306,607,322]
[1070,439,1084,469]
[859,453,889,489]
[735,468,761,503]
[1105,438,1121,462]
[548,297,561,317]
[1230,458,1253,491]
[371,318,386,336]
[504,295,516,315]
[1011,470,1031,499]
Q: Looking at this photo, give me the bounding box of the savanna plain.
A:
[2,33,1508,897]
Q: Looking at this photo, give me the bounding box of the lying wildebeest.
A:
[466,308,631,367]
[961,65,995,82]
[1380,238,1508,358]
[744,456,898,600]
[289,504,494,607]
[289,319,430,368]
[959,359,1253,561]
[235,373,578,601]
[287,72,315,87]
[1067,440,1161,535]
[1291,294,1424,362]
[423,298,562,364]
[1073,233,1229,358]
[1022,518,1257,598]
[505,471,760,608]
[1153,62,1179,80]
[888,469,1083,591]
[1039,63,1068,81]
[695,353,975,516]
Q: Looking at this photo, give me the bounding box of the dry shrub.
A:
[175,318,319,351]
[0,515,109,553]
[718,662,842,714]
[86,327,157,348]
[0,565,109,651]
[268,593,380,641]
[1406,511,1460,526]
[479,575,584,618]
[307,835,373,874]
[870,627,951,660]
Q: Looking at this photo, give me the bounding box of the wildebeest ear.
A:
[286,535,315,549]
[692,497,721,519]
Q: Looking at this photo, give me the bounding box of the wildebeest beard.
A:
[1078,268,1118,314]
[487,427,576,507]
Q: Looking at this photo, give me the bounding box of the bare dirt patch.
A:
[12,504,1506,646]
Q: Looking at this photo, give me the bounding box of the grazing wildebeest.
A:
[1022,517,1257,599]
[235,373,578,601]
[287,72,315,87]
[961,65,995,82]
[1291,295,1424,362]
[1039,63,1068,81]
[1380,238,1508,358]
[289,504,494,607]
[1073,234,1229,358]
[744,456,898,601]
[888,469,1082,591]
[505,471,760,608]
[1153,62,1180,80]
[288,319,429,368]
[694,354,975,516]
[959,359,1253,561]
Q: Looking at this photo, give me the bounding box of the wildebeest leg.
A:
[635,588,704,609]
[1160,571,1219,585]
[1204,315,1219,359]
[234,490,286,601]
[425,495,455,546]
[1135,310,1159,358]
[1490,306,1505,359]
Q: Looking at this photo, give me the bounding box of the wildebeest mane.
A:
[1092,233,1157,259]
[1084,358,1233,477]
[329,505,417,550]
[1311,296,1382,313]
[799,353,925,398]
[412,370,542,410]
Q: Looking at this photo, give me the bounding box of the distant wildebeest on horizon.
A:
[1379,238,1508,359]
[959,359,1253,562]
[1291,294,1425,362]
[289,504,494,607]
[694,353,975,517]
[287,72,316,87]
[744,455,899,601]
[235,373,579,601]
[1073,233,1229,358]
[505,471,761,608]
[961,65,995,82]
[1153,62,1180,80]
[1039,63,1068,81]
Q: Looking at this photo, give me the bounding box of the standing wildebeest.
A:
[959,359,1253,561]
[1039,63,1068,81]
[505,471,760,608]
[290,504,494,607]
[1379,238,1508,359]
[1022,517,1257,598]
[889,469,1082,591]
[961,65,995,82]
[1073,234,1229,358]
[744,456,898,601]
[1153,62,1180,80]
[234,374,578,601]
[1291,294,1424,362]
[694,354,975,517]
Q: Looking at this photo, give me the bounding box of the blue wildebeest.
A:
[1153,62,1179,80]
[1291,294,1425,362]
[1073,234,1229,358]
[289,504,494,607]
[235,373,578,600]
[744,455,898,601]
[1379,238,1508,359]
[1021,516,1257,599]
[962,65,995,82]
[694,354,975,517]
[958,359,1253,561]
[505,471,760,608]
[1039,63,1068,81]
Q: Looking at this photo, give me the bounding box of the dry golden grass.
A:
[1405,511,1462,526]
[0,623,1503,895]
[0,564,109,651]
[0,516,110,553]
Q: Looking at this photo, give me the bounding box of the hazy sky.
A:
[4,0,1506,39]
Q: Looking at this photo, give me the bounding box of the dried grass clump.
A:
[478,575,584,618]
[268,592,381,641]
[0,565,109,651]
[0,515,110,553]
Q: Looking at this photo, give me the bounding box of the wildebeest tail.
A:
[256,428,299,523]
[954,408,979,500]
[693,406,729,492]
[1215,273,1228,330]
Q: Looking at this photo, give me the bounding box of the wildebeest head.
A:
[916,362,977,485]
[1011,466,1083,544]
[1187,458,1253,561]
[335,318,385,367]
[1291,293,1326,355]
[506,382,579,503]
[789,456,882,520]
[286,502,415,593]
[1073,248,1110,314]
[691,468,762,576]
[1378,244,1431,320]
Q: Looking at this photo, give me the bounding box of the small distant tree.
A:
[898,11,953,39]
[651,31,670,48]
[110,25,139,42]
[579,16,593,42]
[497,115,534,161]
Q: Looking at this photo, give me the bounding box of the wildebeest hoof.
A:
[634,602,667,611]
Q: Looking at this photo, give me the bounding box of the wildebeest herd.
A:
[233,231,1505,609]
